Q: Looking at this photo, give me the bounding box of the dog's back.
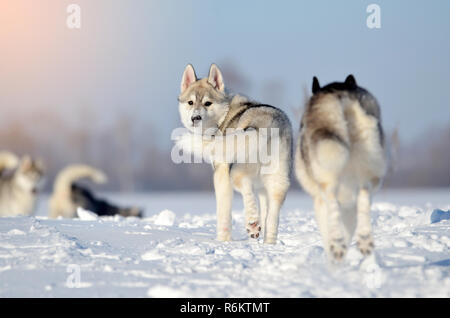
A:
[296,75,386,197]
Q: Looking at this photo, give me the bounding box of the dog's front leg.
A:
[214,163,233,241]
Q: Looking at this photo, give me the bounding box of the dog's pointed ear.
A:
[208,64,225,92]
[345,74,357,89]
[181,64,197,93]
[312,76,320,94]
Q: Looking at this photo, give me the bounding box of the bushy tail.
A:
[314,132,349,175]
[53,164,107,194]
[0,151,19,174]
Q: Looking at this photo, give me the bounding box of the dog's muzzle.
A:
[191,115,202,125]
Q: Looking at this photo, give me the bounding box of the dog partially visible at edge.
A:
[295,75,387,261]
[0,152,45,217]
[49,164,142,219]
[176,64,293,244]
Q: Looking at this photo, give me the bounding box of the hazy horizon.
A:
[1,0,449,190]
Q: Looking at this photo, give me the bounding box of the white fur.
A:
[176,132,214,163]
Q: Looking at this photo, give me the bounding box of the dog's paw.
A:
[246,221,261,239]
[357,233,374,256]
[329,237,347,261]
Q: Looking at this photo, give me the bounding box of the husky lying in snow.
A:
[0,152,45,217]
[49,164,142,218]
[295,75,387,261]
[176,64,292,244]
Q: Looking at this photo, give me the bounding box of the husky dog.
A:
[0,154,45,217]
[177,64,292,244]
[49,164,142,218]
[295,75,387,261]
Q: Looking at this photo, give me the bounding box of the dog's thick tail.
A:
[0,151,19,174]
[53,164,107,195]
[312,128,349,176]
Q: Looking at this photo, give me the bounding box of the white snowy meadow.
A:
[0,189,449,297]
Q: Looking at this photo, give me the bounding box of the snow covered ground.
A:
[0,189,449,297]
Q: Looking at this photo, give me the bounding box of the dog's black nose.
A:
[191,115,202,123]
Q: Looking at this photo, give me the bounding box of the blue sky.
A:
[1,0,449,147]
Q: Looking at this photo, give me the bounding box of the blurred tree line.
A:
[1,61,448,192]
[383,125,450,188]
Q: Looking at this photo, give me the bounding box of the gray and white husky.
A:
[295,75,387,261]
[176,64,292,244]
[0,152,45,217]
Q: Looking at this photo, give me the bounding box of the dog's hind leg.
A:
[355,187,374,256]
[314,195,354,261]
[321,185,347,261]
[314,196,329,254]
[258,190,268,238]
[262,174,289,244]
[214,163,233,241]
[312,132,350,261]
[338,184,358,249]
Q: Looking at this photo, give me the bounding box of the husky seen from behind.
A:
[177,64,292,244]
[295,75,387,261]
[0,152,45,217]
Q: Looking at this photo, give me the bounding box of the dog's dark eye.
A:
[204,101,212,107]
[188,101,194,105]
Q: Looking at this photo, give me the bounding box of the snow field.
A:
[0,190,449,297]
